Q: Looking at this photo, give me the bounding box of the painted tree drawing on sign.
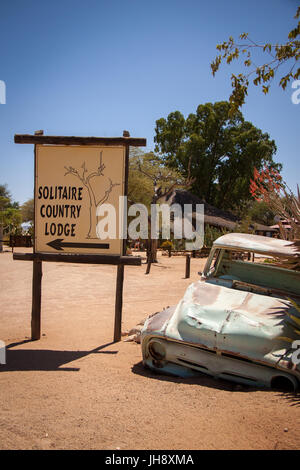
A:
[64,152,120,239]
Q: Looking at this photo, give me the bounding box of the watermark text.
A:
[291,340,300,365]
[291,80,300,104]
[96,199,204,250]
[0,340,6,365]
[0,80,6,104]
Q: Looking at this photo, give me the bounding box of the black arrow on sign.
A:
[46,239,110,251]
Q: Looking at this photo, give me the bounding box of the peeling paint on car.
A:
[141,233,300,390]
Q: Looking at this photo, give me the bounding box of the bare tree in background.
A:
[250,166,300,270]
[136,154,195,271]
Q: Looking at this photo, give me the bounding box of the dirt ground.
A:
[0,248,299,450]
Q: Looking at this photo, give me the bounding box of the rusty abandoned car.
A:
[141,233,300,390]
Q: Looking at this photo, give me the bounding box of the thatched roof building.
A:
[163,189,277,236]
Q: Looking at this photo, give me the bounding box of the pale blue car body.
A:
[141,234,300,390]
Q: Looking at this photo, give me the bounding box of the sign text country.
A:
[40,204,82,219]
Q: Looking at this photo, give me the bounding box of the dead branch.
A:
[137,155,196,204]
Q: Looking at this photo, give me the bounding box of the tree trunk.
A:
[147,238,158,263]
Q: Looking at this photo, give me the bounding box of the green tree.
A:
[204,225,228,248]
[21,198,34,224]
[0,184,19,209]
[128,149,154,208]
[250,166,300,270]
[0,184,22,251]
[211,6,300,115]
[20,197,34,237]
[128,149,194,266]
[245,200,276,226]
[154,101,280,215]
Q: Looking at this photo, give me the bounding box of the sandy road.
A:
[0,248,299,450]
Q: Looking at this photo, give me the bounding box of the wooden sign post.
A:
[14,131,146,342]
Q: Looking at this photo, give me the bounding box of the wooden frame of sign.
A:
[14,130,146,342]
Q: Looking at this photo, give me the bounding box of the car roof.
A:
[213,233,300,258]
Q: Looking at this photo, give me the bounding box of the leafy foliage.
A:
[154,101,280,215]
[234,215,256,235]
[160,240,174,251]
[250,167,300,238]
[211,7,300,115]
[21,198,34,223]
[250,167,300,270]
[0,184,22,236]
[244,200,276,226]
[128,149,194,264]
[129,149,194,207]
[204,225,228,248]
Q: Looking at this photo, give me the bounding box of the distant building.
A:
[162,189,278,237]
[269,218,299,240]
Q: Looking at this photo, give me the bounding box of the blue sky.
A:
[0,0,299,204]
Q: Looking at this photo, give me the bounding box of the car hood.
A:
[160,280,300,367]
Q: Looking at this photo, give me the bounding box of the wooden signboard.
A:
[35,144,125,255]
[14,131,146,342]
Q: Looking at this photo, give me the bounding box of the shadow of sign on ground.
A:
[0,340,118,372]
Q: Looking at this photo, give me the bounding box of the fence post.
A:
[114,264,124,342]
[145,258,151,274]
[185,254,191,278]
[31,259,42,340]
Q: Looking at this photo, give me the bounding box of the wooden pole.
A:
[31,259,42,340]
[114,264,124,342]
[185,254,191,279]
[15,134,146,147]
[0,224,3,253]
[13,252,141,265]
[145,258,151,274]
[113,132,130,342]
